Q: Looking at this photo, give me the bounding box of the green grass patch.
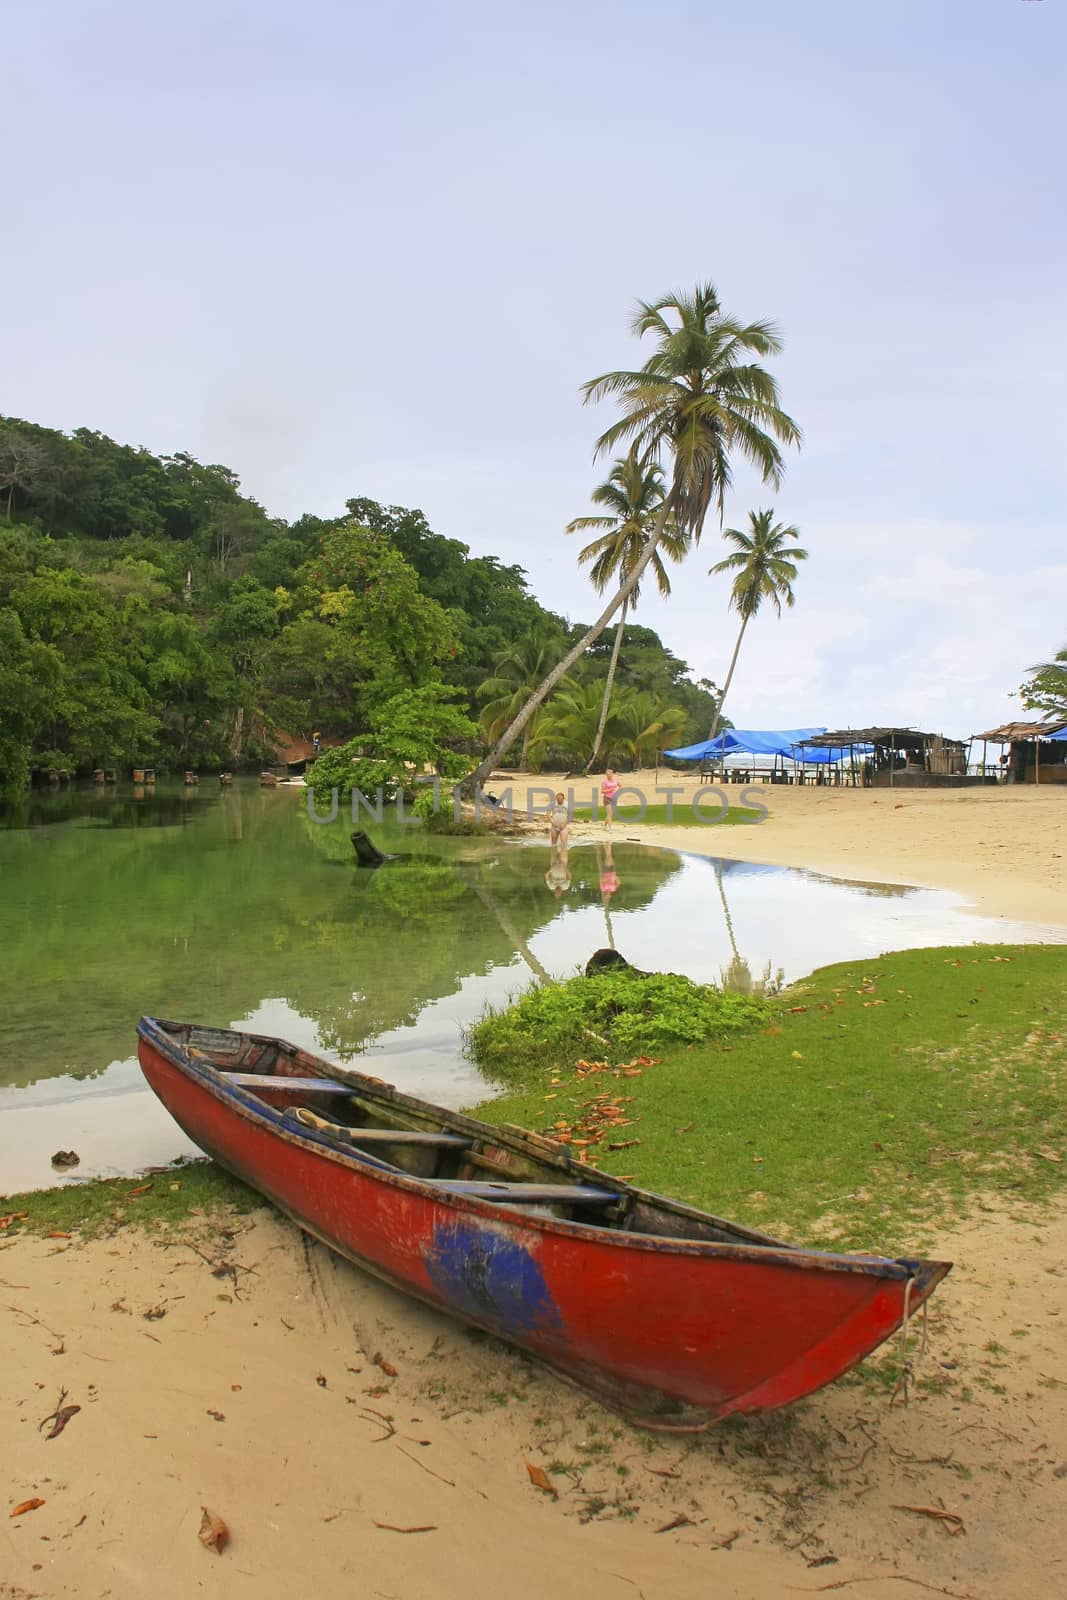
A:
[1,1160,258,1239]
[466,944,1067,1252]
[468,970,769,1088]
[573,801,762,827]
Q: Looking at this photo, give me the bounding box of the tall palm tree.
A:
[465,282,800,793]
[706,510,808,742]
[566,450,687,770]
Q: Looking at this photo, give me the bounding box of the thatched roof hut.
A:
[803,727,969,786]
[971,720,1067,784]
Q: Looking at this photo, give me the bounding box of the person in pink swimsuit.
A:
[601,769,621,827]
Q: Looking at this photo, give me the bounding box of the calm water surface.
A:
[1,780,1061,1193]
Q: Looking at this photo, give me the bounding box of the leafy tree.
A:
[0,608,61,794]
[11,566,155,765]
[467,280,799,790]
[1019,646,1067,721]
[566,449,687,768]
[342,495,557,697]
[307,682,477,805]
[305,522,459,714]
[0,422,49,521]
[706,509,807,739]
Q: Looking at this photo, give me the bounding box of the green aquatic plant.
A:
[467,969,769,1082]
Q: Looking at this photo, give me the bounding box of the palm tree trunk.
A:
[465,505,671,794]
[707,613,750,742]
[586,595,628,772]
[520,721,531,772]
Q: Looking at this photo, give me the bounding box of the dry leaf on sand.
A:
[198,1505,229,1554]
[11,1498,46,1517]
[525,1461,556,1496]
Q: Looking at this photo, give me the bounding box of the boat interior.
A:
[171,1021,784,1249]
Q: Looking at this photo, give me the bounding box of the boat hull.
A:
[137,1021,950,1428]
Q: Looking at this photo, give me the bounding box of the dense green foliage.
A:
[307,683,479,805]
[468,969,770,1084]
[0,415,718,796]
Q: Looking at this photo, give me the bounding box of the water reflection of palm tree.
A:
[714,862,782,997]
[598,842,620,950]
[459,869,556,986]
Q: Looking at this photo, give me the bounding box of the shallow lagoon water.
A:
[1,780,1062,1193]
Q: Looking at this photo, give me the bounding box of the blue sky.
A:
[5,0,1065,734]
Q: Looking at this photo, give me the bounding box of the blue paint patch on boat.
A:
[422,1220,564,1337]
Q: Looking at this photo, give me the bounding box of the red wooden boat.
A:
[137,1016,951,1430]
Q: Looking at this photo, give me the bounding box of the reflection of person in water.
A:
[545,837,571,898]
[599,840,619,902]
[597,840,619,944]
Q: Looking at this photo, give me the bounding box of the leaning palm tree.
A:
[566,450,688,770]
[465,282,800,793]
[706,510,808,742]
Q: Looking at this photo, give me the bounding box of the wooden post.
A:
[1035,737,1041,787]
[982,739,987,778]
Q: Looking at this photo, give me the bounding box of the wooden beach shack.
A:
[971,720,1067,785]
[803,728,973,788]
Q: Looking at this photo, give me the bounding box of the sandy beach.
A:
[4,1198,1065,1600]
[4,779,1065,1599]
[504,772,1067,927]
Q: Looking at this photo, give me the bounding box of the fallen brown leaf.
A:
[198,1505,229,1554]
[655,1512,693,1533]
[11,1498,45,1517]
[125,1183,153,1197]
[372,1352,398,1378]
[525,1461,557,1496]
[45,1404,81,1440]
[373,1521,437,1534]
[47,1231,72,1239]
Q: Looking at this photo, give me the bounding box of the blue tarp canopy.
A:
[665,728,827,761]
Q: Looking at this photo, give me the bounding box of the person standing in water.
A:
[548,790,570,850]
[601,769,621,828]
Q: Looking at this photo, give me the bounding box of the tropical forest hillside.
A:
[0,415,718,795]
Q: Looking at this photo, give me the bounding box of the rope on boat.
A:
[891,1267,928,1408]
